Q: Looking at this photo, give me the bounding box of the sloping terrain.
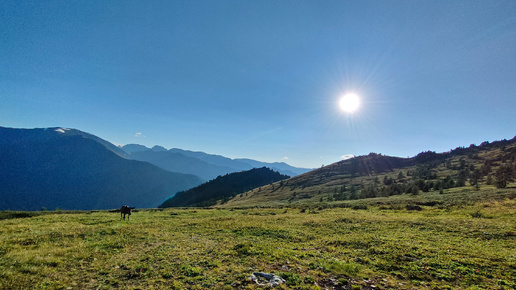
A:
[159,167,290,207]
[225,136,516,207]
[0,127,203,210]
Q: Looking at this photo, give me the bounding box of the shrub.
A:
[470,211,484,218]
[179,264,202,277]
[279,272,302,285]
[233,243,252,256]
[352,204,368,210]
[323,260,361,276]
[406,205,422,211]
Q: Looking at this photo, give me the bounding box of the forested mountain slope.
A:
[159,167,290,208]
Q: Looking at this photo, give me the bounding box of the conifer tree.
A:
[494,163,515,188]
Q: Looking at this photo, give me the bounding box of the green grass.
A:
[1,196,515,289]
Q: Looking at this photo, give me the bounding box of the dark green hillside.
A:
[226,136,516,207]
[159,167,290,208]
[0,127,203,210]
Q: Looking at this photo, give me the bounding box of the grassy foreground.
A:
[1,199,515,289]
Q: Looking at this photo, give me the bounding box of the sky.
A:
[1,1,516,168]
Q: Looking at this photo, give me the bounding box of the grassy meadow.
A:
[1,192,515,289]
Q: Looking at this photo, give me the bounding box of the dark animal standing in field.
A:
[120,205,132,220]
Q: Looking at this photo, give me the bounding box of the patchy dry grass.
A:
[0,198,515,289]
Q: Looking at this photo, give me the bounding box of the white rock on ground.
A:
[248,272,286,287]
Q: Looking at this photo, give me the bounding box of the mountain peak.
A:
[121,144,150,153]
[54,127,72,134]
[151,145,167,152]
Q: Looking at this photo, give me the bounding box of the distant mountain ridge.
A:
[0,127,203,210]
[121,144,311,181]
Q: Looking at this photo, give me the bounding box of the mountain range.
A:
[122,144,310,181]
[0,127,204,210]
[3,126,514,211]
[0,126,310,210]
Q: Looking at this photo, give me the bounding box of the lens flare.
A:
[339,93,360,113]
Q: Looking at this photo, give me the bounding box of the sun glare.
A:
[339,93,360,113]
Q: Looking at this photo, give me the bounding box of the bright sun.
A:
[339,93,360,113]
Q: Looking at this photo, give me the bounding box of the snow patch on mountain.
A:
[55,128,71,134]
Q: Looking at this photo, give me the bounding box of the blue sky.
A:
[2,1,516,168]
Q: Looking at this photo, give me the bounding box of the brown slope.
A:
[224,136,516,207]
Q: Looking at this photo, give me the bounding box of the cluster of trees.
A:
[329,155,516,202]
[329,185,360,201]
[492,163,515,188]
[489,146,516,188]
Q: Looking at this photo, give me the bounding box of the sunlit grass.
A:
[0,197,515,289]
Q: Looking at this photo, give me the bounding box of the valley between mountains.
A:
[1,126,515,289]
[0,127,309,211]
[2,126,516,211]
